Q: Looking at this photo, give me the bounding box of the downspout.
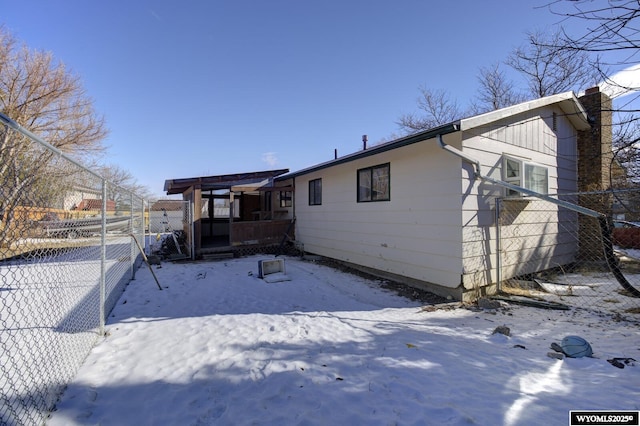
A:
[494,198,502,292]
[435,133,482,292]
[436,134,481,179]
[291,176,296,219]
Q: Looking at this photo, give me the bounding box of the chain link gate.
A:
[0,115,146,425]
[496,189,640,315]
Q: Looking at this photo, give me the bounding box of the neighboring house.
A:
[74,198,116,212]
[61,184,104,212]
[276,88,610,301]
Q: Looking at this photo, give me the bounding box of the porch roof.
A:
[164,169,290,195]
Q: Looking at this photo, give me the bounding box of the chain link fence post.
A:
[495,197,503,294]
[99,179,107,337]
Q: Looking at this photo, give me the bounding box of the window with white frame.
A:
[502,156,548,196]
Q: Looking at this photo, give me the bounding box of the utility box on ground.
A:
[258,259,286,279]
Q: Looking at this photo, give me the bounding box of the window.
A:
[525,163,548,194]
[201,199,209,217]
[502,156,548,196]
[212,196,240,218]
[309,179,322,205]
[279,191,292,208]
[357,163,390,202]
[202,191,240,218]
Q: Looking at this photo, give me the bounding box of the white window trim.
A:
[501,155,549,197]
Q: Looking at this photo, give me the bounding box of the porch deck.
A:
[198,219,294,257]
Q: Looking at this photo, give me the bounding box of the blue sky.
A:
[2,1,599,197]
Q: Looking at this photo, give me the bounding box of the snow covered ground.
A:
[1,235,135,426]
[46,255,640,426]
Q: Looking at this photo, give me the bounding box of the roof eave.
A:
[277,121,460,180]
[460,91,590,132]
[164,168,290,194]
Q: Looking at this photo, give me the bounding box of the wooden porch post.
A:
[270,190,275,220]
[229,191,234,243]
[191,185,202,257]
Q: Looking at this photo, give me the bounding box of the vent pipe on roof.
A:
[334,148,338,159]
[362,134,368,150]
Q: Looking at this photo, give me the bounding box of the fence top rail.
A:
[0,112,144,201]
[484,175,603,218]
[0,112,104,182]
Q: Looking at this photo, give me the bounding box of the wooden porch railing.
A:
[230,219,293,246]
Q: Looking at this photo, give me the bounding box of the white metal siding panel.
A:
[500,235,577,278]
[555,106,579,193]
[460,106,579,288]
[295,139,464,289]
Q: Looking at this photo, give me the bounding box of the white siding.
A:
[294,139,464,289]
[461,105,579,288]
[292,100,582,296]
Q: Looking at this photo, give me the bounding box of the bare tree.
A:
[548,1,640,58]
[612,116,640,183]
[507,30,600,98]
[97,164,153,202]
[0,26,108,247]
[397,87,462,134]
[543,1,640,106]
[470,63,528,115]
[544,1,640,188]
[0,28,107,158]
[398,30,599,135]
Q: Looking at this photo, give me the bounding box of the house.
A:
[165,88,613,301]
[276,88,611,301]
[74,198,116,212]
[163,169,293,257]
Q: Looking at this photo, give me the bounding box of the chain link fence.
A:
[0,115,145,425]
[497,189,640,315]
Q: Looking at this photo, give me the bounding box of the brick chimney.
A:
[577,86,614,262]
[577,86,613,192]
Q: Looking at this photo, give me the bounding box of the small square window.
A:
[279,191,292,208]
[309,179,322,205]
[357,163,390,202]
